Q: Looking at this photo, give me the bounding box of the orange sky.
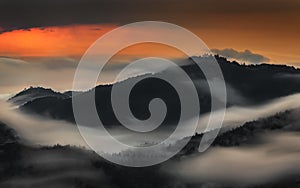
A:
[0,24,299,65]
[0,25,116,57]
[1,0,300,95]
[0,25,191,61]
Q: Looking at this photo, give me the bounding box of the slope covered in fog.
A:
[1,106,300,187]
[16,56,300,127]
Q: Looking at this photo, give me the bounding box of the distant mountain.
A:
[8,86,68,106]
[17,55,300,127]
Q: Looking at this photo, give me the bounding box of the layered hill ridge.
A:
[8,86,68,106]
[10,55,300,127]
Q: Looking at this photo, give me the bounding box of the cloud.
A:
[2,92,300,172]
[0,139,109,187]
[275,73,300,80]
[0,57,132,94]
[0,101,176,153]
[164,132,300,185]
[0,100,88,146]
[284,62,300,68]
[196,93,300,132]
[0,100,140,153]
[195,78,248,105]
[0,56,187,94]
[0,57,78,93]
[212,48,270,64]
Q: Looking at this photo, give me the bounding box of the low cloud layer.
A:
[2,93,300,152]
[0,57,132,94]
[0,100,87,146]
[165,132,300,185]
[0,57,77,94]
[197,93,300,133]
[0,101,176,153]
[212,48,270,64]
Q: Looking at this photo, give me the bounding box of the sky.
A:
[0,0,300,95]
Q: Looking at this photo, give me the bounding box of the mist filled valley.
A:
[1,1,300,186]
[0,56,300,187]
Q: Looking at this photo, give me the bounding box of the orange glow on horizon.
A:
[1,24,300,64]
[0,25,190,60]
[0,25,117,57]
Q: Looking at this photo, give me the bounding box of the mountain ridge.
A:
[8,86,68,106]
[11,55,300,127]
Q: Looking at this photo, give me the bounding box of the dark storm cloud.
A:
[0,0,300,32]
[212,48,270,64]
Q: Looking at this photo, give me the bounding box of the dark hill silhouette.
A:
[0,109,300,187]
[17,55,300,127]
[8,86,68,106]
[0,122,19,144]
[179,110,295,156]
[211,56,300,102]
[63,90,84,97]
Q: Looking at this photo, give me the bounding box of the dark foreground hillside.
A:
[1,108,300,188]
